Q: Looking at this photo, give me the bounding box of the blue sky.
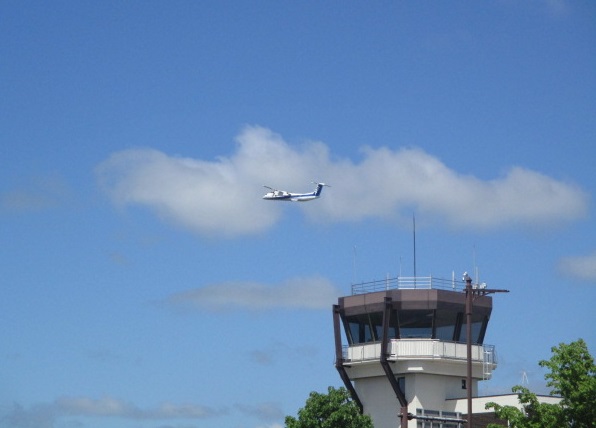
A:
[1,1,595,427]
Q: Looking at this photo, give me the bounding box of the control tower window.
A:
[459,313,487,344]
[346,314,374,344]
[370,311,398,341]
[345,312,397,344]
[435,309,458,341]
[369,312,384,342]
[398,310,433,338]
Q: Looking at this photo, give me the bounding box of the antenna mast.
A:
[352,246,357,285]
[413,214,417,285]
[473,244,479,284]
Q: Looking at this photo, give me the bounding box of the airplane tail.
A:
[314,182,327,197]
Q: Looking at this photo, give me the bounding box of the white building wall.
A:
[409,373,474,412]
[353,373,481,427]
[450,394,562,414]
[354,376,403,428]
[352,369,495,427]
[347,350,491,427]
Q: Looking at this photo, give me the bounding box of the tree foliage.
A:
[539,338,596,426]
[285,386,373,428]
[486,385,561,428]
[486,339,596,428]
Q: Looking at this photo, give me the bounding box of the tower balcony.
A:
[342,339,497,379]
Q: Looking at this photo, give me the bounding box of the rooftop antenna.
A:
[473,244,479,284]
[352,245,357,285]
[413,214,417,286]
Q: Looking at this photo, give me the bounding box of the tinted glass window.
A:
[369,312,384,342]
[435,310,458,341]
[398,310,433,338]
[398,376,405,396]
[346,314,374,344]
[459,313,485,344]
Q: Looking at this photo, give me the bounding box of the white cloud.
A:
[316,146,588,228]
[1,402,56,428]
[1,173,71,214]
[164,276,340,312]
[0,397,222,428]
[249,341,319,366]
[235,402,284,422]
[56,396,219,420]
[96,125,588,237]
[558,251,596,283]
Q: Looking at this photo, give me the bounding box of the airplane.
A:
[262,182,330,202]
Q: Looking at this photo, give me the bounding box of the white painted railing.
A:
[351,276,463,295]
[344,339,496,367]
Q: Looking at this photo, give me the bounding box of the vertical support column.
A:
[380,297,409,427]
[465,277,473,427]
[464,280,509,427]
[333,305,364,413]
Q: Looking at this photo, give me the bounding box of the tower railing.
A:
[351,276,464,295]
[343,339,496,368]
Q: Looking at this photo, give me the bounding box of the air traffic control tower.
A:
[333,275,499,428]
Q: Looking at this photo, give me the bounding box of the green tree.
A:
[285,386,373,428]
[540,339,596,426]
[486,339,596,428]
[486,385,561,428]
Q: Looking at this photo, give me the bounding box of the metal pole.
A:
[465,276,473,427]
[464,277,509,427]
[413,214,416,288]
[401,406,408,428]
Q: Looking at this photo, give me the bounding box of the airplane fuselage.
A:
[262,192,318,202]
[262,183,327,202]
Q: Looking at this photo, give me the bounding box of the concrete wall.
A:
[354,376,404,428]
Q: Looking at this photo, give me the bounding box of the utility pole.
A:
[464,273,509,427]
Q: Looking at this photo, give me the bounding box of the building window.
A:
[434,309,458,341]
[458,313,487,345]
[369,312,384,342]
[461,379,466,389]
[416,409,463,428]
[346,314,374,344]
[398,310,433,338]
[416,409,439,428]
[397,376,405,397]
[442,411,459,428]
